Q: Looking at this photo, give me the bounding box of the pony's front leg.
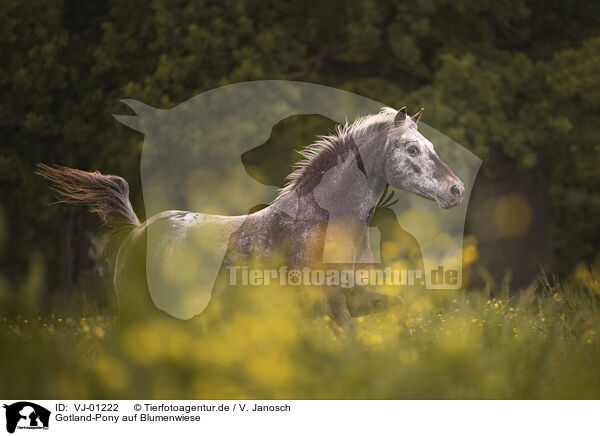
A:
[346,286,412,335]
[346,286,406,316]
[325,286,355,335]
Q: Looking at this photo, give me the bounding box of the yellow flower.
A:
[582,329,596,344]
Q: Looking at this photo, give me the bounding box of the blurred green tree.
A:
[1,0,599,299]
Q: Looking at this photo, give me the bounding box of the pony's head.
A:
[383,108,464,209]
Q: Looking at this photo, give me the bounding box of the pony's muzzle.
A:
[450,184,461,198]
[439,177,464,209]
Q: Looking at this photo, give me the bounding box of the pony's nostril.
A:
[450,185,461,198]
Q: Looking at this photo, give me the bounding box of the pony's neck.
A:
[275,127,389,223]
[319,137,388,222]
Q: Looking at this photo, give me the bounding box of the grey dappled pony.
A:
[38,107,464,332]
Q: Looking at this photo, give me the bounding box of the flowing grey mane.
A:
[273,107,413,203]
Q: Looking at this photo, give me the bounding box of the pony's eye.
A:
[407,145,419,156]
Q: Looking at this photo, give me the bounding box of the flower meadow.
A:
[1,263,599,400]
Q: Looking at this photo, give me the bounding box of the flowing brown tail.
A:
[36,164,140,257]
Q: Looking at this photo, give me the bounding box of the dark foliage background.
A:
[1,0,599,303]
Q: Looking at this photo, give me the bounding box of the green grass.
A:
[1,271,599,399]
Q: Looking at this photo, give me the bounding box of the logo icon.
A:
[3,402,50,434]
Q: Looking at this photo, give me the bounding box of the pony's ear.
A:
[394,107,407,125]
[412,108,424,124]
